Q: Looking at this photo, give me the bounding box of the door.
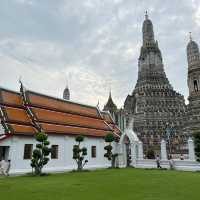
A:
[0,146,10,161]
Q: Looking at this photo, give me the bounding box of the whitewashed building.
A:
[0,85,121,174]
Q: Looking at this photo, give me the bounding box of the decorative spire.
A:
[103,90,117,113]
[189,32,192,41]
[142,11,155,46]
[18,75,22,84]
[63,78,70,100]
[19,76,25,95]
[96,99,100,108]
[109,88,112,99]
[187,33,200,66]
[145,11,148,20]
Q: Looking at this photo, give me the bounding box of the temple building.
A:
[0,84,120,174]
[123,13,187,154]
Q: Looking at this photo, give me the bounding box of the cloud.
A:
[0,0,199,108]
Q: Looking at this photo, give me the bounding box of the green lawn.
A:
[0,168,200,200]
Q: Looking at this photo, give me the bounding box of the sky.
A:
[0,0,200,109]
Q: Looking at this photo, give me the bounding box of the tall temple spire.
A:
[137,13,170,91]
[124,15,186,153]
[186,33,200,134]
[142,11,155,46]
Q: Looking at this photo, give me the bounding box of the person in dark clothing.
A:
[156,155,161,168]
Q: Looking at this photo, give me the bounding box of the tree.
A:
[30,132,51,175]
[146,148,155,159]
[194,132,200,162]
[104,133,118,168]
[73,135,88,171]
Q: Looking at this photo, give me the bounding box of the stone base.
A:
[134,159,200,171]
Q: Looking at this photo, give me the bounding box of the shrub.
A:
[194,132,200,162]
[30,132,51,176]
[104,133,118,168]
[146,149,155,159]
[73,135,88,171]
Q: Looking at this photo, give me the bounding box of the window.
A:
[91,146,96,158]
[51,145,58,159]
[194,80,198,92]
[23,144,33,159]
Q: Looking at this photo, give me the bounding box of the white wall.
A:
[0,135,111,174]
[0,124,5,139]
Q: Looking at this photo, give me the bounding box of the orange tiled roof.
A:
[1,106,32,125]
[8,123,37,135]
[31,107,110,130]
[0,87,121,138]
[0,89,22,107]
[40,123,111,137]
[26,91,101,118]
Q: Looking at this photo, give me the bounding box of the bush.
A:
[104,133,118,168]
[30,132,51,176]
[146,149,155,159]
[194,132,200,162]
[73,135,88,171]
[105,133,115,143]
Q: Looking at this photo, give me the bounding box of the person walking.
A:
[156,155,161,169]
[0,160,11,176]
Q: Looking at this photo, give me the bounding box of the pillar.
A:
[138,141,144,159]
[124,116,126,131]
[161,139,167,160]
[131,143,137,167]
[188,137,195,161]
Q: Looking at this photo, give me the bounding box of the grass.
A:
[0,168,200,200]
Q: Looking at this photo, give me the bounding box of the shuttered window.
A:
[23,144,33,159]
[51,145,59,159]
[91,146,96,158]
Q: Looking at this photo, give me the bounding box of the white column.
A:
[123,116,126,131]
[117,143,125,167]
[161,139,167,160]
[138,141,144,160]
[188,137,195,161]
[131,143,137,167]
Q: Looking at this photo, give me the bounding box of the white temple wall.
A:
[0,135,111,174]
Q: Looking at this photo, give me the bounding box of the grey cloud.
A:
[0,0,199,108]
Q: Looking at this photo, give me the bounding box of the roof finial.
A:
[97,99,100,108]
[145,10,148,20]
[189,32,192,41]
[109,84,112,99]
[18,75,22,84]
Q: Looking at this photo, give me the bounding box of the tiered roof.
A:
[0,86,121,140]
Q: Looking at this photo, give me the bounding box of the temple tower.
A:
[103,90,118,114]
[186,34,200,133]
[63,84,70,100]
[103,91,126,131]
[124,13,186,153]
